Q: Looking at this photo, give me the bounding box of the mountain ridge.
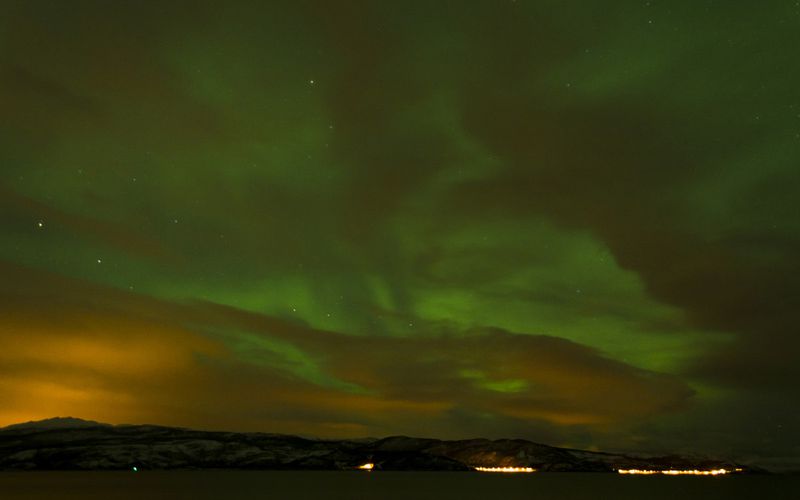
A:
[0,418,762,473]
[1,417,112,431]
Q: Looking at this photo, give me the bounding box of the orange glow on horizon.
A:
[357,463,374,470]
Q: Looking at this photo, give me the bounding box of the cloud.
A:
[0,261,692,440]
[445,29,800,393]
[1,0,797,461]
[0,184,172,261]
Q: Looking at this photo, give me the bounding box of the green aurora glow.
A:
[1,0,798,468]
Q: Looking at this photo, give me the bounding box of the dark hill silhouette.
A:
[0,418,759,473]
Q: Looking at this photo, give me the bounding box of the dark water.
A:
[0,471,797,500]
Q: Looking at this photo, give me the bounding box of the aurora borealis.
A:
[1,1,798,468]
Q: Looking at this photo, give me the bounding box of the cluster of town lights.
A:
[474,466,536,473]
[358,462,738,475]
[617,468,734,476]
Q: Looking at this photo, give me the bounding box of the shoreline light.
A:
[357,463,374,471]
[475,466,536,473]
[617,468,730,476]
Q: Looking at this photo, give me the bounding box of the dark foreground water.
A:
[0,471,797,500]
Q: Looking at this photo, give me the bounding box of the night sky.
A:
[1,1,798,468]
